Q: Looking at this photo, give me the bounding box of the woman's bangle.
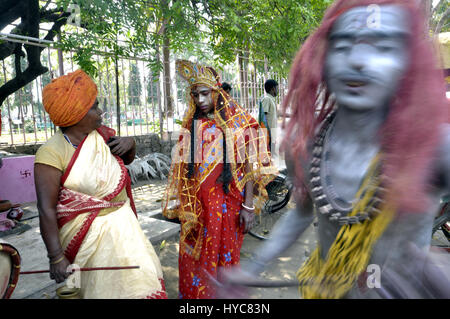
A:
[47,249,63,259]
[241,203,255,211]
[49,255,65,265]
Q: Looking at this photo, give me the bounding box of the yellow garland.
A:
[296,154,395,299]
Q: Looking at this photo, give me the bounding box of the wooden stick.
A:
[20,266,140,275]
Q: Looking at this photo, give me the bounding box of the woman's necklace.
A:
[63,133,78,149]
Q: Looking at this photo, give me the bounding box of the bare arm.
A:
[240,160,255,233]
[218,185,314,292]
[238,126,257,233]
[246,196,314,274]
[34,163,71,283]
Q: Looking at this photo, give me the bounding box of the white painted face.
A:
[191,85,214,116]
[325,5,411,112]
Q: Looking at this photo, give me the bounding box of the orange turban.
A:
[42,69,98,127]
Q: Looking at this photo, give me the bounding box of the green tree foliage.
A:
[0,0,70,107]
[146,74,159,104]
[56,0,156,76]
[1,0,446,110]
[205,0,333,75]
[429,0,449,33]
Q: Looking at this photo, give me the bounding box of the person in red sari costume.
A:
[34,69,167,299]
[162,60,277,299]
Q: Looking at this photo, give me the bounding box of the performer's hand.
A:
[49,256,71,283]
[107,136,135,157]
[376,243,450,298]
[205,266,252,299]
[239,208,255,233]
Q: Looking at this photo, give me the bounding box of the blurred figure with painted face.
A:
[219,0,450,299]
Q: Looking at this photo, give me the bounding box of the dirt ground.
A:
[5,177,316,299]
[131,178,318,299]
[135,156,318,299]
[6,177,448,299]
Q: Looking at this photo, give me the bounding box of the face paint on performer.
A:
[325,5,411,112]
[191,85,214,116]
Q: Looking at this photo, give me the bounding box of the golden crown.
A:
[176,59,220,88]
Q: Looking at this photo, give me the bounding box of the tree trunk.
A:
[155,43,164,137]
[238,49,250,109]
[251,59,257,113]
[0,0,70,108]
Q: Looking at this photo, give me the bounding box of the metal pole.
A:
[2,61,14,145]
[115,54,121,136]
[57,34,64,77]
[122,58,129,137]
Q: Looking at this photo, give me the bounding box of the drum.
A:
[0,240,20,299]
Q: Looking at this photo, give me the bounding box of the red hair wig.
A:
[281,0,448,213]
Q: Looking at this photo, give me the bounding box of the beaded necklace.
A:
[63,133,78,149]
[309,112,385,225]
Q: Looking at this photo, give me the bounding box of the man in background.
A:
[258,79,278,158]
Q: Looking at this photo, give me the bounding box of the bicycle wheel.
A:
[265,175,292,211]
[433,203,449,234]
[249,177,291,240]
[432,203,450,251]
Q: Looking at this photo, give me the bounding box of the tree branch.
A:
[0,64,48,107]
[41,12,70,43]
[431,0,445,17]
[40,8,67,22]
[434,6,450,34]
[0,0,26,31]
[13,46,25,76]
[0,39,20,61]
[41,0,53,12]
[0,2,71,107]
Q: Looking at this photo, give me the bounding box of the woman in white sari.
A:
[34,69,167,299]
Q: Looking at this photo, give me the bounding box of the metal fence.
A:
[0,34,288,147]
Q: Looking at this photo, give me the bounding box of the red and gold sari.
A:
[56,126,167,299]
[163,95,277,298]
